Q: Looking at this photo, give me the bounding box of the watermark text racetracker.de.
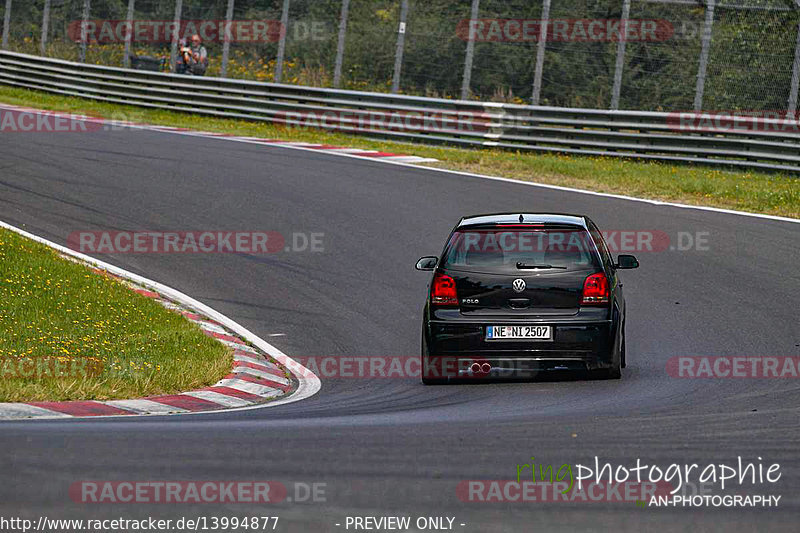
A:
[667,111,800,133]
[667,356,800,379]
[68,19,333,44]
[1,356,103,379]
[455,18,674,42]
[0,109,143,133]
[68,19,284,43]
[452,230,710,254]
[458,480,671,503]
[67,231,324,254]
[69,480,326,504]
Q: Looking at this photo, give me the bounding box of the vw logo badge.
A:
[512,278,526,293]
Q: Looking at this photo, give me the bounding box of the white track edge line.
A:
[229,139,799,225]
[0,103,794,225]
[146,124,800,226]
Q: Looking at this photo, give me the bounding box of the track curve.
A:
[1,123,799,531]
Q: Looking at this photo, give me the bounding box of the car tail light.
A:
[581,272,609,305]
[431,271,458,306]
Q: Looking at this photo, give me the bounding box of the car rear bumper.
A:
[424,318,615,375]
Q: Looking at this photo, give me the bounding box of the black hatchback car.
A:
[416,213,639,384]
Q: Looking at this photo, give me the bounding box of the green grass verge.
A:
[0,85,797,219]
[0,227,232,402]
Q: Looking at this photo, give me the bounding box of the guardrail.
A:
[1,50,798,174]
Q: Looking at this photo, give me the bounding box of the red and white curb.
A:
[0,220,321,420]
[0,103,438,164]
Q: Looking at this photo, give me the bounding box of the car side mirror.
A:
[615,254,639,269]
[415,256,438,271]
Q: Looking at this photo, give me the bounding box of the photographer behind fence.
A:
[175,34,208,76]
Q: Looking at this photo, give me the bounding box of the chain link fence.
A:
[1,0,798,113]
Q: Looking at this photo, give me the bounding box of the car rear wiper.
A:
[516,262,567,269]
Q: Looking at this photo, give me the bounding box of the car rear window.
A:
[442,228,600,273]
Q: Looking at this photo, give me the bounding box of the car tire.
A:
[421,374,448,385]
[421,331,447,385]
[593,323,623,380]
[593,362,622,380]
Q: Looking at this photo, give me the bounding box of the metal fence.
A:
[0,0,798,113]
[1,49,798,173]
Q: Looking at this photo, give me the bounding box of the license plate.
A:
[486,325,552,341]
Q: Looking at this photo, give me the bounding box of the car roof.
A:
[456,213,589,229]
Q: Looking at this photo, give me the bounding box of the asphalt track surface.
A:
[0,123,799,532]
